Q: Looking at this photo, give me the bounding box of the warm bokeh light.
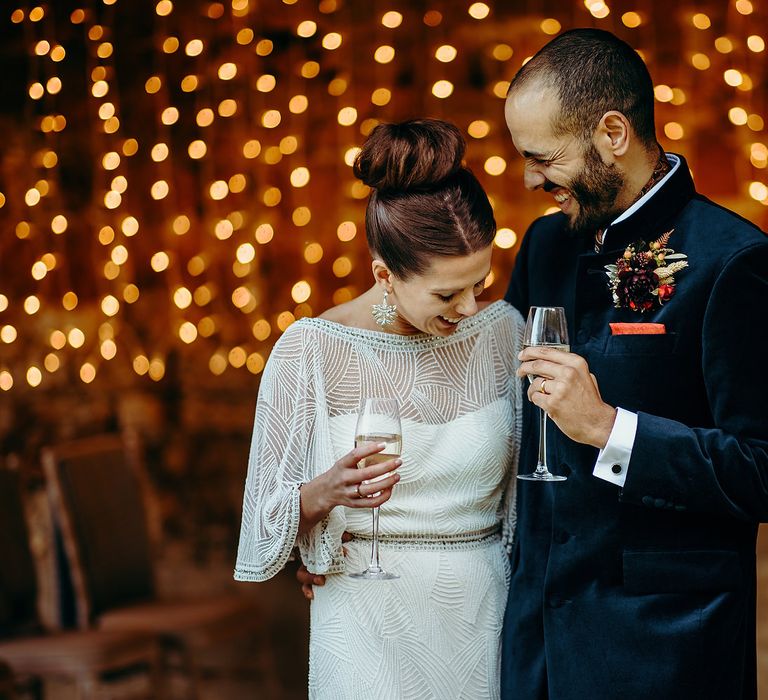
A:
[335,221,356,242]
[749,181,768,201]
[432,80,454,98]
[151,252,170,271]
[468,3,491,19]
[747,35,765,53]
[724,69,743,87]
[622,12,642,28]
[289,95,309,114]
[435,45,457,62]
[715,37,734,54]
[0,0,762,411]
[692,13,711,29]
[664,122,685,140]
[68,328,85,349]
[382,11,403,28]
[338,107,358,126]
[468,120,490,138]
[0,325,17,344]
[541,18,561,35]
[729,107,748,125]
[494,228,518,249]
[654,85,674,102]
[484,156,507,175]
[691,53,711,70]
[374,45,395,63]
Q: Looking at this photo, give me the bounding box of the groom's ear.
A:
[594,110,630,160]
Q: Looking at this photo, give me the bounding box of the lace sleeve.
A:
[234,324,345,581]
[499,305,523,554]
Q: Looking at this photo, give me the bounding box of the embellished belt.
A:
[348,524,501,551]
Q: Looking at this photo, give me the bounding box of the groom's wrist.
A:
[590,405,618,449]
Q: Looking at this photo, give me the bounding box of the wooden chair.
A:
[0,465,161,699]
[42,433,269,698]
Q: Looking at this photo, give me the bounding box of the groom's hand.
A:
[295,531,353,599]
[517,347,616,449]
[296,565,324,600]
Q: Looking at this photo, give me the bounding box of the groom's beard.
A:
[565,143,625,236]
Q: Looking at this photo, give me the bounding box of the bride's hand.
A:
[299,443,402,533]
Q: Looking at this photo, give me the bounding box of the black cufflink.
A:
[611,464,622,474]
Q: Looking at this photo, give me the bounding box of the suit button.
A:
[654,498,666,509]
[611,464,622,475]
[642,496,654,507]
[553,530,571,544]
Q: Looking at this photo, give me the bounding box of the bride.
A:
[235,118,523,699]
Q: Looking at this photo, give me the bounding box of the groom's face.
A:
[504,85,625,234]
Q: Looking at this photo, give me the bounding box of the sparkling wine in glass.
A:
[349,398,401,580]
[518,306,569,482]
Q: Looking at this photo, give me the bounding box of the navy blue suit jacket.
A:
[501,155,768,699]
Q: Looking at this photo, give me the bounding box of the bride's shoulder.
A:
[481,299,523,325]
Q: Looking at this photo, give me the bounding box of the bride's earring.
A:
[372,289,397,327]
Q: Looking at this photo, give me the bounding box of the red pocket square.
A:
[610,323,666,335]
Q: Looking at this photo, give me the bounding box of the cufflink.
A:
[611,464,622,474]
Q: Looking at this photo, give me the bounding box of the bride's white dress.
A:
[235,300,523,699]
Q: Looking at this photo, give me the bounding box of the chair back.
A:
[0,467,38,637]
[42,434,155,628]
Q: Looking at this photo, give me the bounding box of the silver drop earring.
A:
[371,289,397,327]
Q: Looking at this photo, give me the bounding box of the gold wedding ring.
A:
[540,379,549,395]
[356,483,363,498]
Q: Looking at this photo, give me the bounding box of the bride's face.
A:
[382,246,493,337]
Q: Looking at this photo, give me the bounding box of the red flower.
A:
[657,284,675,303]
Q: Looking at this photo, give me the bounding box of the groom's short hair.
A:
[508,28,657,148]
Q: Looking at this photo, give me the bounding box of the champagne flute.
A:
[349,398,401,580]
[518,306,569,482]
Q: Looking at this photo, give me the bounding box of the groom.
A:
[502,28,768,698]
[296,27,768,698]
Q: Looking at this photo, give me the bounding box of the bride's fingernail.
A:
[394,458,403,466]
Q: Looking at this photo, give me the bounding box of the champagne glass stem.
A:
[536,408,549,475]
[369,506,382,572]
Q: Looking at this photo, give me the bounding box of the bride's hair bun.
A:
[353,119,465,193]
[354,118,495,280]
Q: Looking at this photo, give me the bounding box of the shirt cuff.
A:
[593,408,638,487]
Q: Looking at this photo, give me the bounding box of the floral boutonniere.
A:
[604,230,688,312]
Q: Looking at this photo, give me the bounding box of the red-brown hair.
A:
[353,119,496,279]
